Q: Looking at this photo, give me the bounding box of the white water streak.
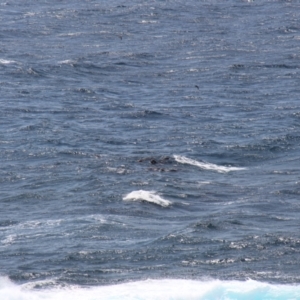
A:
[174,155,245,173]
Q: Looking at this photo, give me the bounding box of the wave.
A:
[1,277,300,300]
[123,190,172,207]
[173,155,246,173]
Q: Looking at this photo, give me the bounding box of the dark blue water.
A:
[1,1,300,299]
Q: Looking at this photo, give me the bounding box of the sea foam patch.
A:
[1,277,300,300]
[123,190,172,207]
[174,155,246,173]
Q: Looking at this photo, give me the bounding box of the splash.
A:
[1,277,300,300]
[123,190,172,207]
[173,155,246,173]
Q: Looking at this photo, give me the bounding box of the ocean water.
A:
[1,0,300,299]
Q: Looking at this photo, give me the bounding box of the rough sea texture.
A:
[1,0,300,299]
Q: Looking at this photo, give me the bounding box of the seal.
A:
[138,156,177,172]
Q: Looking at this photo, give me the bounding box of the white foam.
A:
[0,59,16,64]
[1,234,16,246]
[123,190,172,207]
[1,277,300,300]
[174,155,246,173]
[139,20,158,24]
[58,59,76,65]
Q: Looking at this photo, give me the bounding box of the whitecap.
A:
[139,20,158,24]
[1,234,16,246]
[173,155,245,173]
[58,59,76,65]
[0,59,16,64]
[58,32,83,37]
[123,190,172,207]
[1,277,300,300]
[24,12,36,17]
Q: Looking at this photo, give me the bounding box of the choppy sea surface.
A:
[1,1,300,299]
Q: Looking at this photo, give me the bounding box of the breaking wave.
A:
[1,277,300,300]
[123,190,172,207]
